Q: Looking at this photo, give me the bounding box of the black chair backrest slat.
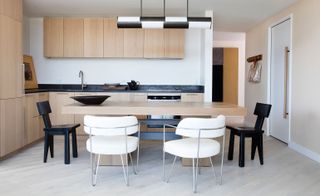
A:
[253,102,272,130]
[37,101,52,129]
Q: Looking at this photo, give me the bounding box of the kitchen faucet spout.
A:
[79,70,87,90]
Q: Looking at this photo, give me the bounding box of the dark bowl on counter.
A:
[71,95,110,105]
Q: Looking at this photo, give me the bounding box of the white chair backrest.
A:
[84,115,138,136]
[176,115,226,138]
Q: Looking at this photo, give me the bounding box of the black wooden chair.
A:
[37,101,80,164]
[227,102,272,167]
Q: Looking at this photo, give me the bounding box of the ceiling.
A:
[23,0,299,32]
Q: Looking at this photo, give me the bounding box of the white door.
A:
[270,19,291,143]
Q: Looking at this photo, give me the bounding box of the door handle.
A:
[283,47,290,119]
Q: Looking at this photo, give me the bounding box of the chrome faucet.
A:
[79,70,87,90]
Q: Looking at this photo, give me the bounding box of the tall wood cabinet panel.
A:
[63,18,84,57]
[44,18,64,57]
[144,29,164,58]
[84,18,103,57]
[0,98,24,157]
[0,15,22,99]
[103,18,124,57]
[164,29,185,58]
[124,29,144,58]
[0,0,22,22]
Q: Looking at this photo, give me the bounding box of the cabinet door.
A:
[124,29,144,57]
[181,93,204,102]
[63,18,84,57]
[0,98,24,157]
[0,15,21,99]
[44,17,64,57]
[49,92,75,125]
[0,0,22,21]
[24,94,40,144]
[103,18,124,57]
[84,18,103,57]
[144,29,164,58]
[164,29,185,58]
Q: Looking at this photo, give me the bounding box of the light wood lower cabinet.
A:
[24,92,49,145]
[0,97,24,157]
[49,92,75,125]
[181,93,204,102]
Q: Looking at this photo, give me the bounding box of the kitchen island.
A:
[62,101,247,117]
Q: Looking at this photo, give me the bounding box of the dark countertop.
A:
[25,84,204,94]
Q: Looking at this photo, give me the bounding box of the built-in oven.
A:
[147,94,181,128]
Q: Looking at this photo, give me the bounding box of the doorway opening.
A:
[212,47,239,105]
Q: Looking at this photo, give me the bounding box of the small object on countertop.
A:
[71,95,110,105]
[127,80,140,90]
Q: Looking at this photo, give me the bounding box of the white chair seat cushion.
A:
[86,136,138,155]
[164,138,220,159]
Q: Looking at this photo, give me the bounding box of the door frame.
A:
[267,14,293,144]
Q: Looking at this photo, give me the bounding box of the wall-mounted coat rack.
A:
[247,54,262,63]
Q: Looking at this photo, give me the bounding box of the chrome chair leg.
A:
[166,156,177,183]
[162,150,166,181]
[192,158,197,193]
[120,154,129,186]
[209,157,217,183]
[91,153,100,186]
[129,153,137,175]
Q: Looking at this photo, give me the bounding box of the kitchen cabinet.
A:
[44,17,64,57]
[0,15,22,99]
[49,92,75,125]
[63,18,84,57]
[124,29,144,58]
[164,29,185,58]
[0,98,24,157]
[0,0,22,22]
[84,18,104,57]
[24,92,48,145]
[181,93,204,102]
[103,18,124,57]
[144,29,164,58]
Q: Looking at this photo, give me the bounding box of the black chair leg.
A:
[64,133,70,164]
[44,133,49,163]
[228,130,235,160]
[257,134,264,165]
[71,130,78,158]
[251,136,257,160]
[239,133,245,167]
[49,135,54,158]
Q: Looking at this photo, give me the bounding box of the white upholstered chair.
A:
[84,115,140,186]
[163,115,226,193]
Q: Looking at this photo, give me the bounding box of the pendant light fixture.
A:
[117,0,212,29]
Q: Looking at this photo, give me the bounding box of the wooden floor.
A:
[1,135,320,196]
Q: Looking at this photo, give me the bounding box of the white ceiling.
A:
[23,0,299,32]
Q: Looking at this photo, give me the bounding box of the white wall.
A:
[213,31,246,106]
[27,17,203,85]
[246,0,320,162]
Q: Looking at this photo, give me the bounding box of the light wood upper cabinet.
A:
[84,18,103,57]
[124,29,144,58]
[0,15,22,99]
[144,29,164,58]
[0,0,22,22]
[63,18,84,57]
[44,17,64,57]
[103,18,124,57]
[43,17,185,58]
[164,29,185,58]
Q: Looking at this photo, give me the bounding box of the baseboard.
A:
[289,142,320,163]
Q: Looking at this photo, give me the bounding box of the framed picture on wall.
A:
[23,55,38,89]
